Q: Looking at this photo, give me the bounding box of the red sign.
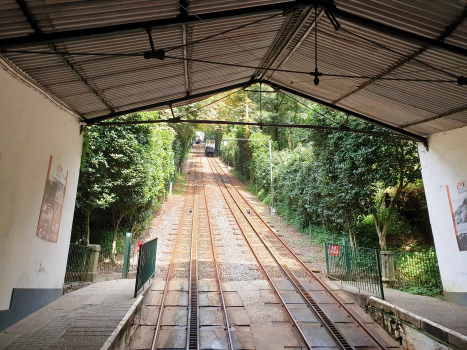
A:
[329,245,340,256]
[137,241,143,253]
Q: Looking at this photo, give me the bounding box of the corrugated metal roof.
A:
[0,0,466,138]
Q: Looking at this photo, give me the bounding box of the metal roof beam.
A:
[0,1,332,49]
[49,44,114,113]
[332,4,467,104]
[178,0,191,95]
[1,1,465,59]
[14,0,113,115]
[86,79,259,124]
[182,24,190,95]
[401,105,467,129]
[254,7,314,80]
[266,81,427,144]
[332,47,425,104]
[15,0,41,34]
[93,117,413,139]
[267,9,325,81]
[333,7,467,58]
[1,1,466,59]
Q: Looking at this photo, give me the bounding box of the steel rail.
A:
[198,148,234,350]
[206,156,313,350]
[212,158,387,350]
[208,158,354,350]
[151,156,197,350]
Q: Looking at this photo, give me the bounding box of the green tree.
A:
[74,113,178,256]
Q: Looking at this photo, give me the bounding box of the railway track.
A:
[141,146,393,350]
[151,146,232,349]
[206,155,388,350]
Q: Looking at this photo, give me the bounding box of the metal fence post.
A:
[344,244,351,277]
[269,139,274,208]
[122,232,132,279]
[309,222,312,245]
[325,243,330,276]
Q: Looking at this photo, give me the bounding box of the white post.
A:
[169,182,172,196]
[269,139,274,208]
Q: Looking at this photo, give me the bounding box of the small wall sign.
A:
[447,181,467,251]
[36,155,68,243]
[329,245,340,256]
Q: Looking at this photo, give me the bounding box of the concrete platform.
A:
[0,279,137,350]
[335,280,467,337]
[331,279,467,349]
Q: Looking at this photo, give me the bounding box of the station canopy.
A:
[1,0,466,142]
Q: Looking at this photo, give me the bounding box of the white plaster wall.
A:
[418,126,467,294]
[0,61,83,309]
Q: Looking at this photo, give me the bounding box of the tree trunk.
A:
[373,184,405,250]
[347,221,355,247]
[111,213,125,264]
[85,210,91,246]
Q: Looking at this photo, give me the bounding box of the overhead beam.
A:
[332,4,467,104]
[333,7,467,58]
[268,9,325,81]
[86,79,260,124]
[266,81,428,144]
[401,105,467,129]
[332,47,425,104]
[93,117,411,140]
[49,44,114,113]
[15,0,41,34]
[0,1,330,49]
[182,25,190,95]
[2,0,466,58]
[254,7,313,80]
[15,0,113,115]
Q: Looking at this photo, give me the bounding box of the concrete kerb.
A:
[100,278,153,350]
[95,271,137,283]
[368,296,467,350]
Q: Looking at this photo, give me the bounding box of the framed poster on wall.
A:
[36,155,68,243]
[447,181,467,251]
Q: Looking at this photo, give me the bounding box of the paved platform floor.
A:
[335,280,467,337]
[381,287,467,336]
[0,279,136,350]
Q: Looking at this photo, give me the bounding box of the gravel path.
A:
[144,157,192,279]
[214,159,327,277]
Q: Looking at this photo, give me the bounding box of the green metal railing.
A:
[394,249,442,290]
[325,243,385,299]
[64,243,93,283]
[134,238,158,297]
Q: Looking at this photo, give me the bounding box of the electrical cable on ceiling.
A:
[173,0,262,61]
[162,12,283,53]
[1,49,462,84]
